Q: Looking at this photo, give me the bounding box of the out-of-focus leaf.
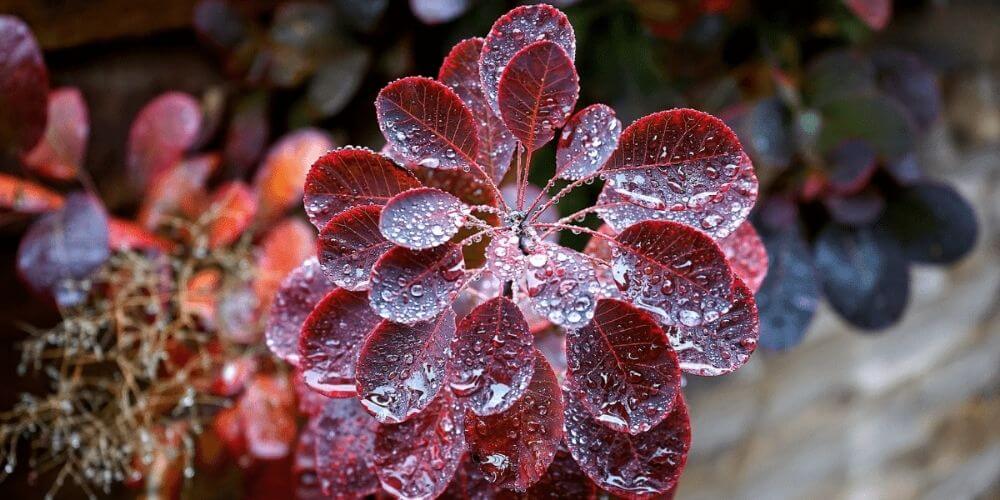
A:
[127,92,202,190]
[409,0,471,25]
[881,182,978,264]
[138,154,219,229]
[818,95,916,160]
[253,128,333,224]
[265,257,335,366]
[0,15,48,156]
[814,224,909,330]
[825,139,877,195]
[254,217,315,309]
[884,153,922,185]
[842,0,891,30]
[872,48,941,133]
[239,375,297,459]
[823,189,885,227]
[332,0,389,33]
[267,2,337,88]
[0,173,63,214]
[803,51,875,109]
[22,87,88,181]
[206,181,256,249]
[307,49,370,119]
[108,218,174,253]
[193,0,250,52]
[224,92,269,176]
[718,221,768,293]
[726,97,794,172]
[17,192,109,306]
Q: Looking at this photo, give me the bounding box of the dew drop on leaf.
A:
[717,221,768,293]
[318,205,392,291]
[313,397,380,497]
[670,277,759,376]
[369,243,466,324]
[523,242,599,329]
[497,40,579,152]
[556,103,621,180]
[381,187,469,250]
[299,288,381,397]
[265,257,336,366]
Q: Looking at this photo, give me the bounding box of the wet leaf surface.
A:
[753,218,820,350]
[319,205,392,291]
[299,288,381,397]
[598,109,758,239]
[356,309,457,423]
[314,397,380,497]
[266,257,336,365]
[566,298,680,434]
[381,187,469,249]
[523,242,599,329]
[823,189,885,227]
[672,277,758,375]
[253,128,333,223]
[254,218,315,310]
[517,448,597,499]
[465,352,564,492]
[564,387,690,498]
[441,453,500,499]
[126,92,202,190]
[23,87,88,180]
[450,297,535,416]
[497,40,579,152]
[369,243,466,324]
[556,104,621,180]
[717,221,768,293]
[304,147,421,229]
[881,182,977,264]
[0,15,48,155]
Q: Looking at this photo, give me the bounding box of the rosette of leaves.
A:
[724,48,978,349]
[1,16,338,497]
[266,5,765,498]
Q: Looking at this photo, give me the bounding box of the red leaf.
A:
[556,104,621,180]
[598,109,758,239]
[0,15,48,155]
[480,4,575,116]
[450,297,535,416]
[206,181,256,249]
[108,218,174,253]
[497,40,579,152]
[465,351,564,492]
[717,221,768,293]
[303,147,421,229]
[582,224,623,300]
[564,388,690,497]
[294,368,331,416]
[672,277,758,376]
[254,217,316,309]
[138,153,219,229]
[212,406,246,459]
[381,187,469,249]
[374,390,466,499]
[314,397,380,497]
[566,298,681,434]
[211,355,257,397]
[376,76,479,170]
[485,231,525,281]
[299,288,381,397]
[523,242,599,329]
[240,375,297,460]
[17,192,109,306]
[439,38,516,184]
[127,92,202,190]
[843,0,891,30]
[369,243,466,324]
[318,205,392,291]
[356,309,456,423]
[611,220,735,329]
[0,173,64,214]
[22,87,88,180]
[522,449,598,499]
[253,128,333,223]
[413,165,500,209]
[292,420,324,499]
[441,453,500,499]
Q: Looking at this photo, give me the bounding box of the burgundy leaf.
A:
[566,298,681,434]
[556,104,621,180]
[497,40,579,152]
[303,147,421,229]
[465,351,564,492]
[582,224,623,300]
[413,165,501,209]
[843,0,891,30]
[223,92,269,174]
[318,205,392,291]
[265,257,336,366]
[253,128,334,224]
[410,0,471,25]
[672,277,759,376]
[872,49,941,133]
[17,192,109,306]
[441,453,500,499]
[564,387,690,497]
[381,187,469,249]
[520,449,597,499]
[485,231,525,280]
[254,217,316,310]
[523,242,599,329]
[376,76,479,170]
[355,309,456,423]
[450,297,535,416]
[882,182,978,264]
[0,173,64,214]
[138,154,218,229]
[439,38,516,184]
[0,15,48,155]
[598,109,758,239]
[375,390,466,499]
[369,243,466,324]
[479,4,575,116]
[294,370,330,416]
[611,220,735,329]
[533,325,568,380]
[293,417,322,499]
[314,397,380,497]
[23,87,88,180]
[127,92,202,190]
[240,374,297,459]
[717,221,768,293]
[299,288,381,397]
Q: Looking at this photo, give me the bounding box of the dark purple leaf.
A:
[380,187,469,249]
[672,277,759,375]
[303,147,421,229]
[753,218,820,350]
[299,288,381,397]
[375,389,466,499]
[881,182,977,264]
[318,205,392,291]
[814,224,909,330]
[725,97,794,171]
[369,243,466,324]
[825,139,877,195]
[556,104,621,180]
[497,40,579,152]
[127,92,202,190]
[465,351,564,492]
[355,309,456,423]
[566,298,681,434]
[314,397,380,497]
[818,95,915,161]
[523,242,599,329]
[480,4,575,115]
[872,49,941,133]
[223,92,269,176]
[22,87,88,181]
[823,188,885,227]
[450,297,535,416]
[439,37,516,184]
[193,0,250,52]
[564,387,690,498]
[17,192,109,306]
[598,109,758,239]
[376,76,479,170]
[265,257,336,366]
[0,15,48,156]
